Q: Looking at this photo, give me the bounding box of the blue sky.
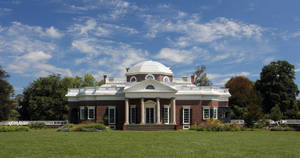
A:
[1,0,300,94]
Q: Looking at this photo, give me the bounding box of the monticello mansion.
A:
[66,61,231,130]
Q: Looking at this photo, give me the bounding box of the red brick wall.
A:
[68,99,228,129]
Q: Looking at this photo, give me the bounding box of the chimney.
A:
[109,77,114,82]
[182,76,188,81]
[126,67,130,72]
[103,75,107,84]
[191,75,195,84]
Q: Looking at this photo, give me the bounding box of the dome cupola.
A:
[126,61,173,76]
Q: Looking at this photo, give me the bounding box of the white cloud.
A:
[145,16,263,46]
[46,26,63,38]
[155,48,194,63]
[22,51,52,62]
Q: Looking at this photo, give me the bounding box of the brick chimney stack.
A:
[103,75,107,84]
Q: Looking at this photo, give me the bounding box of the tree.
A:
[244,103,263,128]
[83,74,96,87]
[255,60,299,118]
[194,65,212,86]
[225,76,263,119]
[19,74,68,120]
[0,66,17,121]
[270,105,283,121]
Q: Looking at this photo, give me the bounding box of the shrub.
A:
[0,126,30,132]
[28,122,46,129]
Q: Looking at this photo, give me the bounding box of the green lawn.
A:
[0,130,300,158]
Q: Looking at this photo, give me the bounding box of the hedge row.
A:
[0,126,30,132]
[56,123,106,132]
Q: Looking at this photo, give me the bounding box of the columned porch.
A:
[124,97,177,129]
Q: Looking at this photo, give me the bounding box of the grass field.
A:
[0,129,300,158]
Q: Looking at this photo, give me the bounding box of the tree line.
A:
[0,71,104,121]
[0,60,300,127]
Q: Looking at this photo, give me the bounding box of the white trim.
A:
[130,76,137,82]
[203,106,210,120]
[108,106,116,125]
[163,76,170,82]
[145,74,155,80]
[182,107,190,125]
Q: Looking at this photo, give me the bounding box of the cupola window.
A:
[163,76,170,82]
[130,76,137,82]
[145,74,155,80]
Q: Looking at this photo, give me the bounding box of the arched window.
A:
[163,76,170,82]
[146,85,155,89]
[130,76,137,82]
[145,74,155,80]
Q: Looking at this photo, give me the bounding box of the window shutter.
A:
[180,108,183,124]
[210,108,213,119]
[189,108,192,124]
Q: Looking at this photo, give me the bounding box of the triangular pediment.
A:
[124,79,177,93]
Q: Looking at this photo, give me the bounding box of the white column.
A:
[156,98,161,124]
[141,98,145,124]
[125,99,129,125]
[172,98,176,124]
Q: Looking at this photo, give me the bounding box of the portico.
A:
[124,97,176,125]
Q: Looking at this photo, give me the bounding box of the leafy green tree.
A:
[255,60,299,118]
[19,74,68,120]
[83,74,96,87]
[270,105,283,121]
[0,66,17,121]
[194,65,212,86]
[96,80,104,86]
[225,76,262,119]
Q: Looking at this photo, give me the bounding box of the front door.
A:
[145,107,155,124]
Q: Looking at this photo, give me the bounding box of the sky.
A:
[1,0,300,94]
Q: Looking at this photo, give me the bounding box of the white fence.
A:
[231,119,300,125]
[0,120,68,126]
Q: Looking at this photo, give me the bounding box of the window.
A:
[182,107,191,124]
[145,107,155,124]
[163,76,170,82]
[146,85,155,89]
[130,76,137,82]
[88,106,95,120]
[129,105,136,124]
[80,106,85,120]
[145,74,155,80]
[163,105,169,124]
[108,106,116,124]
[203,107,210,120]
[213,107,218,119]
[80,106,95,120]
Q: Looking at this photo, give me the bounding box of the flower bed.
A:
[56,123,107,132]
[190,120,245,132]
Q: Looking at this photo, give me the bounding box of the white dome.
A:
[126,61,173,76]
